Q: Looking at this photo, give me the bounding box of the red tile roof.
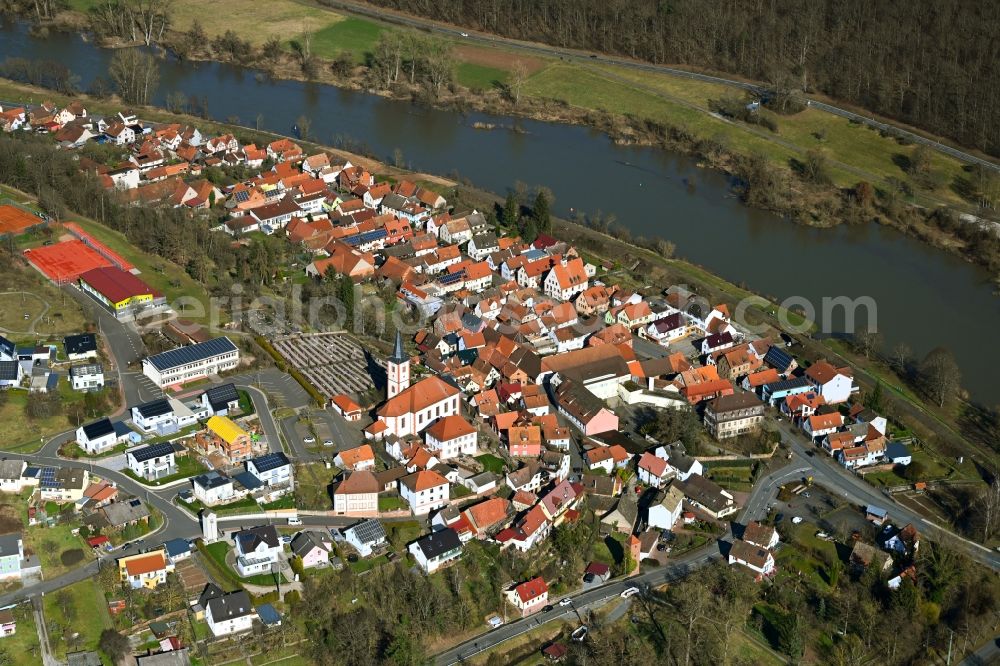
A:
[514,576,548,604]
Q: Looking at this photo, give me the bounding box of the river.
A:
[1,21,998,405]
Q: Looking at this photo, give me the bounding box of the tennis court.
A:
[24,240,114,283]
[63,222,136,272]
[0,204,43,235]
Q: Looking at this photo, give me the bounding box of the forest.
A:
[358,0,1000,157]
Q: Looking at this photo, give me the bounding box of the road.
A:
[321,0,1000,174]
[960,635,1000,666]
[779,423,1000,572]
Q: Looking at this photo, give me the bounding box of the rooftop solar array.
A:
[129,442,176,462]
[205,383,240,410]
[250,452,289,473]
[347,519,386,545]
[135,398,172,418]
[764,346,794,370]
[40,467,57,489]
[763,376,811,392]
[81,417,114,440]
[144,337,237,372]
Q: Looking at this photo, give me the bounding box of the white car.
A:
[323,439,334,447]
[621,586,640,599]
[287,516,302,526]
[791,516,803,524]
[460,32,469,37]
[303,436,316,444]
[559,598,573,607]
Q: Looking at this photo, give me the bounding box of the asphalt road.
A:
[960,635,1000,665]
[780,423,1000,572]
[322,0,1000,174]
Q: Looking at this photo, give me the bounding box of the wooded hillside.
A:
[359,0,1000,156]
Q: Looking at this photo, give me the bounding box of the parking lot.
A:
[271,333,375,398]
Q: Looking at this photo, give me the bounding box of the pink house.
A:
[506,576,548,617]
[291,531,333,569]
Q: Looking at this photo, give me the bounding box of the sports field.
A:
[0,204,43,235]
[23,240,112,283]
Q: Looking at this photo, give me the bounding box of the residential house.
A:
[192,471,235,506]
[544,258,589,301]
[233,525,282,577]
[743,521,779,549]
[126,443,176,481]
[201,383,241,417]
[648,484,685,531]
[425,415,478,459]
[201,585,257,637]
[246,453,292,490]
[76,417,119,454]
[399,470,450,515]
[63,333,98,361]
[704,393,765,440]
[331,470,379,515]
[334,444,376,471]
[39,467,89,503]
[343,519,387,558]
[0,460,27,494]
[0,535,24,581]
[804,412,844,440]
[291,531,333,569]
[118,549,171,589]
[409,527,463,573]
[637,451,673,489]
[506,576,548,617]
[804,361,856,404]
[677,474,738,519]
[204,416,254,463]
[554,380,619,436]
[495,504,551,552]
[69,363,104,391]
[728,540,775,577]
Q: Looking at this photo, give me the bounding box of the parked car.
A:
[288,516,302,526]
[323,439,334,447]
[621,586,640,599]
[303,436,316,444]
[559,598,573,607]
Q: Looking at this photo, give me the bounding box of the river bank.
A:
[25,5,1000,281]
[0,74,989,461]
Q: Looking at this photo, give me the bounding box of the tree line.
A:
[361,0,1000,157]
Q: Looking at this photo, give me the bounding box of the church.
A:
[371,332,462,439]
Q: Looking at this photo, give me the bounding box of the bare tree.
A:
[891,341,912,373]
[506,59,530,105]
[423,39,455,94]
[854,326,883,360]
[976,473,1000,543]
[108,48,160,105]
[919,346,961,407]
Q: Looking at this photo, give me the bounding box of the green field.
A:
[0,604,43,666]
[308,16,384,63]
[25,521,88,579]
[456,62,508,90]
[41,578,112,659]
[475,454,506,475]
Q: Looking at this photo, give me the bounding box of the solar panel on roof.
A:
[234,190,250,203]
[206,383,239,410]
[145,337,237,372]
[438,272,464,285]
[129,442,175,462]
[136,398,172,418]
[347,519,386,545]
[250,453,289,473]
[764,346,793,369]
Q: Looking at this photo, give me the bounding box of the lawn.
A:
[259,495,296,511]
[377,495,405,512]
[67,218,214,322]
[293,462,333,510]
[384,520,422,551]
[200,541,241,589]
[776,522,840,592]
[456,62,508,90]
[41,578,112,659]
[0,265,89,339]
[475,454,506,475]
[0,603,43,665]
[123,455,207,486]
[348,553,388,574]
[24,521,89,579]
[309,16,385,63]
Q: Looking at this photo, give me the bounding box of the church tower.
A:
[386,330,410,398]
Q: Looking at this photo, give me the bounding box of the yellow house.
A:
[117,549,172,590]
[205,415,253,462]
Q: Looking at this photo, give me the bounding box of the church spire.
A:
[390,330,406,364]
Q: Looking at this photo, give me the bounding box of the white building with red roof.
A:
[506,576,549,617]
[543,257,589,301]
[374,375,461,439]
[424,415,478,460]
[637,451,672,489]
[399,470,450,515]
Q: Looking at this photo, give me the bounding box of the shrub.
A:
[60,549,85,566]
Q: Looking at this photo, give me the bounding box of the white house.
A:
[637,450,673,489]
[332,470,379,515]
[0,360,24,389]
[126,442,177,481]
[63,333,98,361]
[742,521,780,550]
[202,586,256,637]
[804,361,856,404]
[141,337,240,388]
[246,453,292,489]
[343,519,387,558]
[728,539,775,576]
[0,460,27,494]
[409,528,463,574]
[804,413,844,440]
[399,470,450,516]
[233,525,282,577]
[76,417,118,454]
[130,398,176,433]
[543,258,589,302]
[192,471,235,506]
[648,484,684,531]
[69,363,104,391]
[424,416,477,460]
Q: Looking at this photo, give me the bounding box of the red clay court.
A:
[24,240,114,283]
[63,222,135,272]
[0,204,43,235]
